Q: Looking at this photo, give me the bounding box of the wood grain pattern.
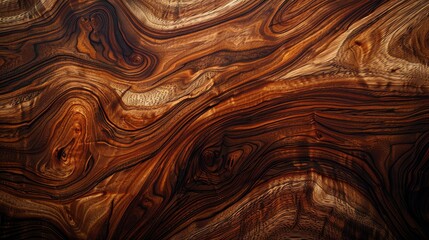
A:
[1,0,428,239]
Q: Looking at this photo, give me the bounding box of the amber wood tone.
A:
[1,0,428,239]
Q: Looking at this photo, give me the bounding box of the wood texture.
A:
[1,0,429,239]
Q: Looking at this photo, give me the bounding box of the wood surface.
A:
[1,0,429,239]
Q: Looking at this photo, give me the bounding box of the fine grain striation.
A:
[1,0,428,239]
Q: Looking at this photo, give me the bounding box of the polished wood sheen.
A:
[1,0,428,239]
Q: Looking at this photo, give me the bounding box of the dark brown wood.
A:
[1,0,428,239]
